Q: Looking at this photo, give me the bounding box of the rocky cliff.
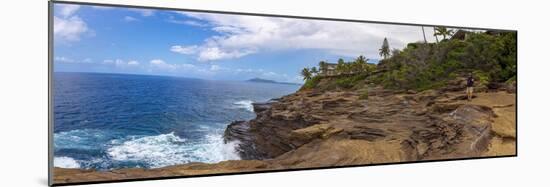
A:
[53,78,516,184]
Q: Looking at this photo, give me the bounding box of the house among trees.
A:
[320,63,338,76]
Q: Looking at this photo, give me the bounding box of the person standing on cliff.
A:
[466,73,475,101]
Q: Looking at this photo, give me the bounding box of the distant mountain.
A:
[247,78,301,85]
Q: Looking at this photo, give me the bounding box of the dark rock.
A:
[487,82,503,90]
[321,98,347,109]
[252,102,272,113]
[224,121,266,160]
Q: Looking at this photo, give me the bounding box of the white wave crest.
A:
[233,100,254,112]
[193,134,241,163]
[54,129,113,150]
[107,132,240,168]
[54,156,81,168]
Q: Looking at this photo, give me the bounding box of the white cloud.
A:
[127,60,140,65]
[54,56,75,63]
[210,65,221,71]
[149,59,195,71]
[150,59,167,65]
[55,56,95,64]
[197,47,255,61]
[102,59,114,64]
[182,20,208,27]
[123,16,138,22]
[166,16,209,27]
[171,45,255,62]
[58,4,80,18]
[102,59,140,68]
[170,45,199,55]
[54,16,89,42]
[102,59,124,65]
[146,59,234,76]
[92,6,154,17]
[172,11,441,61]
[181,63,196,69]
[115,59,125,66]
[91,6,114,10]
[54,4,89,42]
[131,9,154,17]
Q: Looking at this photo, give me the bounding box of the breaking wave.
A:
[106,132,240,168]
[233,100,254,112]
[54,156,81,168]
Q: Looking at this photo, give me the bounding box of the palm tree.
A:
[345,63,353,74]
[355,55,367,73]
[421,26,427,43]
[379,38,390,59]
[433,27,439,43]
[318,61,328,75]
[434,26,454,40]
[336,58,346,74]
[356,55,367,64]
[310,67,318,75]
[301,68,312,81]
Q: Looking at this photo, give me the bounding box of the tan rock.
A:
[53,83,516,185]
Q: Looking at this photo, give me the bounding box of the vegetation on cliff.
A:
[301,30,517,92]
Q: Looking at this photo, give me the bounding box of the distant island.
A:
[247,78,301,85]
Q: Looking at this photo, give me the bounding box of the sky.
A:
[53,3,443,84]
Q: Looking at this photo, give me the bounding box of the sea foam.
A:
[107,132,240,168]
[54,156,81,168]
[233,100,254,112]
[54,129,115,150]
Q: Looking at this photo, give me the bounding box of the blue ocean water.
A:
[53,72,300,170]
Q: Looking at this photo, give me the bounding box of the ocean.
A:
[53,72,300,170]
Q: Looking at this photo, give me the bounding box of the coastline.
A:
[53,79,516,184]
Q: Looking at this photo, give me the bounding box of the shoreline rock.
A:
[54,84,516,184]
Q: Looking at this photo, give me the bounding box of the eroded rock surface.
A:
[54,83,516,184]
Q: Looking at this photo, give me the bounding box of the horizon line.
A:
[53,71,305,84]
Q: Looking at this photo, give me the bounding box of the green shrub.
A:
[505,75,517,84]
[473,70,490,87]
[373,32,516,91]
[335,73,368,89]
[302,76,321,89]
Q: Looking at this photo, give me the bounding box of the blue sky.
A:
[53,3,442,83]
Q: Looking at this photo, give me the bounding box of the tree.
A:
[433,27,439,43]
[310,67,318,74]
[319,60,328,75]
[356,55,367,64]
[434,26,454,40]
[391,48,401,56]
[355,55,368,73]
[379,38,390,59]
[421,26,427,43]
[336,58,346,74]
[344,62,352,74]
[301,68,312,81]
